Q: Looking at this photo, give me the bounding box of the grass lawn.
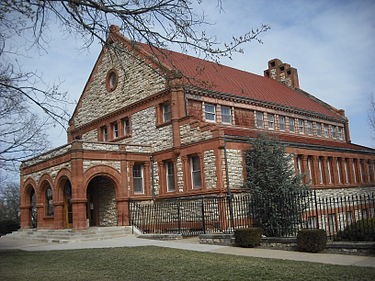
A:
[0,246,374,281]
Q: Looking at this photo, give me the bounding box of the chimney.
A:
[264,58,300,89]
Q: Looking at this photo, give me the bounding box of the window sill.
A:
[156,121,172,128]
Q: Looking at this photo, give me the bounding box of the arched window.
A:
[45,187,54,216]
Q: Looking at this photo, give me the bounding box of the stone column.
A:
[53,202,65,229]
[312,156,320,187]
[347,158,354,185]
[331,157,339,186]
[321,156,329,186]
[144,162,151,196]
[36,203,44,229]
[70,142,87,230]
[20,206,31,229]
[301,155,309,184]
[181,156,189,192]
[116,199,129,226]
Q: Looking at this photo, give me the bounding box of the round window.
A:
[106,69,118,92]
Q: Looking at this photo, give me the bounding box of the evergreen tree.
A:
[245,134,309,237]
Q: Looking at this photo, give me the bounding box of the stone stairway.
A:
[3,226,136,243]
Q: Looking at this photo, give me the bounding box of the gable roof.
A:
[128,41,344,121]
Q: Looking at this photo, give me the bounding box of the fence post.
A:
[201,199,206,234]
[177,200,181,234]
[314,190,320,229]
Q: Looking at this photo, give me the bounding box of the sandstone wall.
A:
[72,45,166,127]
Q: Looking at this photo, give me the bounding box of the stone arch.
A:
[83,165,121,196]
[22,180,38,228]
[84,166,121,227]
[55,168,72,202]
[38,174,54,218]
[55,170,73,229]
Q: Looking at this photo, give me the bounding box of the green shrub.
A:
[335,218,375,241]
[0,219,20,236]
[234,227,262,248]
[297,229,327,253]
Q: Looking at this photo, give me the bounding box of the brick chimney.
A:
[264,58,300,89]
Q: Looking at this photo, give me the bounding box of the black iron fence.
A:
[129,191,375,239]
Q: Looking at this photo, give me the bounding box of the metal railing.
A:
[129,191,375,239]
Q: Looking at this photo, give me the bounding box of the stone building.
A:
[20,26,375,230]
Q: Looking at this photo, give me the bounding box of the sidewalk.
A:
[0,235,374,268]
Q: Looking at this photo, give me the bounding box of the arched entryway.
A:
[86,176,118,227]
[63,180,73,228]
[30,188,37,228]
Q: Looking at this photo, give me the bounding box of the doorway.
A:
[86,176,117,227]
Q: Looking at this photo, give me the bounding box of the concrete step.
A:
[4,226,135,243]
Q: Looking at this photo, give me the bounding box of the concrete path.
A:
[0,235,374,268]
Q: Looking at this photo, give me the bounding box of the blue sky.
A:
[17,0,375,148]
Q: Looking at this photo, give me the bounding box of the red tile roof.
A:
[138,43,343,120]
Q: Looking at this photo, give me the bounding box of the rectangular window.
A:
[316,123,322,136]
[298,119,305,134]
[332,126,337,139]
[162,103,172,123]
[204,103,216,122]
[165,161,176,192]
[256,112,264,128]
[123,117,130,137]
[306,121,313,135]
[338,127,343,140]
[112,122,119,139]
[324,124,329,138]
[289,118,295,132]
[101,126,108,141]
[268,114,275,130]
[190,155,202,189]
[221,106,232,124]
[133,164,144,194]
[279,116,286,131]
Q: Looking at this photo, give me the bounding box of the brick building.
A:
[20,26,375,230]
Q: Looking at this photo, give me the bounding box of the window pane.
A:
[307,121,313,135]
[165,161,175,192]
[133,164,144,193]
[279,116,285,131]
[256,112,264,128]
[123,118,130,136]
[268,114,274,129]
[163,103,171,122]
[204,103,216,121]
[45,187,54,216]
[112,122,119,139]
[289,118,295,132]
[298,119,304,134]
[317,123,322,136]
[191,156,201,188]
[221,106,232,124]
